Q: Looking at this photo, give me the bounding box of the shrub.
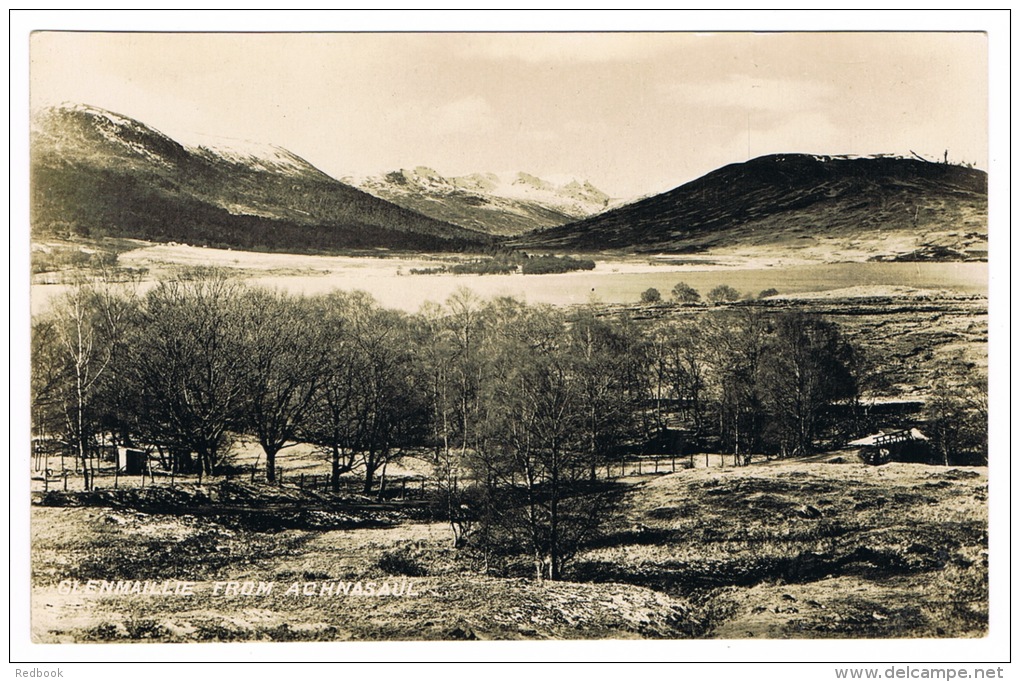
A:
[640,288,662,304]
[759,288,780,299]
[377,546,429,577]
[707,284,741,304]
[671,282,701,304]
[451,259,518,275]
[521,254,596,275]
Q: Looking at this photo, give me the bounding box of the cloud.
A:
[431,96,498,136]
[383,95,497,138]
[748,110,845,156]
[459,33,681,64]
[662,74,836,113]
[519,128,560,143]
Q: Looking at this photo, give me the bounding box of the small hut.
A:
[117,447,147,475]
[849,428,929,465]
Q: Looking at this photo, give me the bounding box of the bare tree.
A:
[757,313,859,456]
[301,291,428,495]
[925,365,988,465]
[31,317,66,469]
[445,287,486,459]
[122,274,248,482]
[43,279,132,489]
[237,289,320,483]
[350,305,429,495]
[469,302,612,580]
[703,308,771,461]
[412,300,469,544]
[567,308,644,480]
[649,318,711,438]
[300,291,371,492]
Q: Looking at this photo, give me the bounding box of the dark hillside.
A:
[515,154,987,257]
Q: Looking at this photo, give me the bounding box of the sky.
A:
[30,30,988,199]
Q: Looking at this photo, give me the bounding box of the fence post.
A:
[300,473,305,489]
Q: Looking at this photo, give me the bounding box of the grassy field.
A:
[30,458,987,641]
[572,460,988,638]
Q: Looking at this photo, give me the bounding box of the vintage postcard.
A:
[12,14,1007,667]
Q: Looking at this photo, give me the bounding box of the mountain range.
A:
[348,167,616,236]
[31,104,492,253]
[31,105,988,261]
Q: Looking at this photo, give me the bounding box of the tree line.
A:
[31,273,986,579]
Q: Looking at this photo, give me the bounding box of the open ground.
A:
[31,457,987,641]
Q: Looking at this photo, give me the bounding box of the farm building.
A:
[849,428,929,465]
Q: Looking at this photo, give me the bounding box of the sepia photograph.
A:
[11,11,1009,668]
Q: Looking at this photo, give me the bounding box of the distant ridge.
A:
[514,154,987,260]
[31,104,493,253]
[350,167,617,236]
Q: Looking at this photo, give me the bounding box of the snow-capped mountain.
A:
[349,166,619,236]
[31,104,491,252]
[171,130,335,181]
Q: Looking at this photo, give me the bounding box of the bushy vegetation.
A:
[451,259,518,275]
[641,288,662,304]
[520,254,596,275]
[407,266,448,275]
[671,282,701,304]
[409,252,596,276]
[31,245,119,275]
[707,284,741,304]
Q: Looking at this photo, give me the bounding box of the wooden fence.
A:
[275,469,429,500]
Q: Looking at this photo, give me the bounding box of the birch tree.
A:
[44,280,132,489]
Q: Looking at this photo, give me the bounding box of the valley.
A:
[25,102,992,646]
